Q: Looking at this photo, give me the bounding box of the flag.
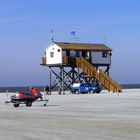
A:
[71,31,76,36]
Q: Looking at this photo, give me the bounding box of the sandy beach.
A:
[0,89,140,140]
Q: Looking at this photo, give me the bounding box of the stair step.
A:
[76,57,122,93]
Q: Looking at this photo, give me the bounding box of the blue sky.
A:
[0,0,140,87]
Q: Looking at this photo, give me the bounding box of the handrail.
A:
[76,57,122,93]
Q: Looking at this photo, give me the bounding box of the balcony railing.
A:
[41,57,46,65]
[41,56,76,66]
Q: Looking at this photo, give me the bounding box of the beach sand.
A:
[0,89,140,140]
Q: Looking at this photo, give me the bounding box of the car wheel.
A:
[95,89,101,93]
[14,103,19,107]
[75,90,79,94]
[91,90,95,94]
[89,90,93,94]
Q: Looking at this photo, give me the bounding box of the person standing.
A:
[45,85,49,95]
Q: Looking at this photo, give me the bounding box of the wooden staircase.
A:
[76,57,122,93]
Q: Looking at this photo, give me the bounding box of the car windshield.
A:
[80,84,86,87]
[87,84,95,87]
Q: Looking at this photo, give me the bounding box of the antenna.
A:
[104,36,107,44]
[51,29,54,42]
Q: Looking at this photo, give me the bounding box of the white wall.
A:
[91,52,111,64]
[46,43,62,65]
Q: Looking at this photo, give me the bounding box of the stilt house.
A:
[41,42,122,94]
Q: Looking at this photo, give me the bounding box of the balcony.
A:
[41,56,76,66]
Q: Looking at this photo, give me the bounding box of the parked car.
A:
[71,83,102,94]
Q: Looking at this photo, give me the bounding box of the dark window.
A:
[102,52,107,58]
[66,51,70,56]
[58,49,60,52]
[76,51,79,57]
[82,51,86,57]
[50,52,54,58]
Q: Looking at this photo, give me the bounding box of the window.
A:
[66,51,70,56]
[82,51,86,57]
[76,51,79,57]
[50,52,54,58]
[102,52,107,58]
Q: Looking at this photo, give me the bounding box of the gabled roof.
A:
[54,42,112,51]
